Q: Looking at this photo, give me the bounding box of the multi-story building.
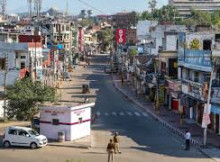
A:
[112,12,137,29]
[127,28,137,45]
[0,42,43,86]
[178,31,220,134]
[169,0,220,17]
[47,21,72,54]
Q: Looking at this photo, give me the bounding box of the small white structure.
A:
[40,103,95,141]
[0,100,4,118]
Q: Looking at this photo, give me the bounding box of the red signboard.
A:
[116,29,126,44]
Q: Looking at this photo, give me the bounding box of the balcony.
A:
[212,80,220,87]
[182,81,207,102]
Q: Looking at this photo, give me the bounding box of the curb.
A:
[48,143,90,149]
[111,74,217,160]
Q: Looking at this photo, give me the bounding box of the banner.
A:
[116,29,126,44]
[202,104,211,128]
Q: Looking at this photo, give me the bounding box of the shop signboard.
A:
[202,104,211,128]
[167,80,182,91]
[184,50,212,72]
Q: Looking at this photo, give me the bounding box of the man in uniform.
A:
[113,132,121,154]
[106,139,115,162]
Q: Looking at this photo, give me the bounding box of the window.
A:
[52,119,59,125]
[194,71,199,82]
[18,130,28,136]
[8,129,17,135]
[0,58,5,70]
[20,56,26,59]
[203,40,212,50]
[79,117,83,124]
[215,34,220,43]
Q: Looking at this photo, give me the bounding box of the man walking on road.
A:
[185,130,191,150]
[107,139,115,162]
[113,132,121,154]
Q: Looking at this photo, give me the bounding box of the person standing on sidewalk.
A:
[185,130,191,150]
[106,139,115,162]
[113,132,121,154]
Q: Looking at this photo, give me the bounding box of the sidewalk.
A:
[112,74,220,160]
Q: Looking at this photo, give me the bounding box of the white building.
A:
[0,42,43,86]
[136,20,158,44]
[149,25,186,55]
[40,103,95,141]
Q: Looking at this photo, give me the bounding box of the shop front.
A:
[166,80,181,111]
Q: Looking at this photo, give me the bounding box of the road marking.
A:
[96,111,101,116]
[127,112,133,116]
[142,112,149,117]
[112,112,117,116]
[134,112,141,117]
[104,112,109,116]
[119,112,125,116]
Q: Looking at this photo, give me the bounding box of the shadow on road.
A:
[87,55,210,160]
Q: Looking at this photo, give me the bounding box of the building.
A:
[112,12,137,29]
[169,0,220,17]
[0,42,43,86]
[127,28,137,45]
[148,24,186,55]
[178,31,220,134]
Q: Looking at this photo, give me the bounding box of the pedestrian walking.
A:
[106,139,115,162]
[113,132,121,154]
[185,130,191,150]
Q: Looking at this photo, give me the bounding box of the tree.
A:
[185,10,212,26]
[79,18,94,27]
[6,79,56,120]
[190,38,200,50]
[97,28,114,52]
[128,48,138,64]
[138,5,180,23]
[139,11,152,20]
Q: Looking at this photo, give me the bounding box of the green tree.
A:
[97,28,114,52]
[79,18,94,27]
[190,38,200,50]
[138,5,180,23]
[128,48,138,64]
[6,79,56,120]
[184,10,212,26]
[139,11,152,20]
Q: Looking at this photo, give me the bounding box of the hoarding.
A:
[116,29,127,44]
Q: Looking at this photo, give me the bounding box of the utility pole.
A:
[35,41,37,82]
[3,44,9,120]
[203,68,214,146]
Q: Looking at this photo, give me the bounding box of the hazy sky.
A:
[7,0,167,15]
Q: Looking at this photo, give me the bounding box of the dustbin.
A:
[58,131,65,142]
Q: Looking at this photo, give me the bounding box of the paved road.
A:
[0,55,212,162]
